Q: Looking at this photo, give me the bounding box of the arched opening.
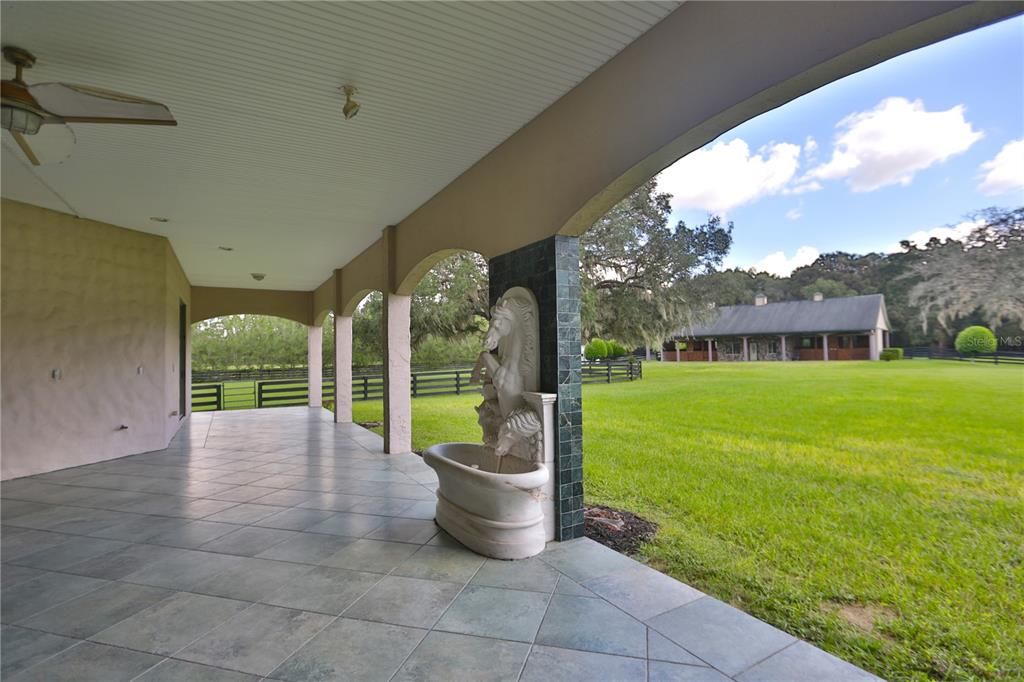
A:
[190,313,331,412]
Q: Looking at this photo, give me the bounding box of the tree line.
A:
[192,183,1022,370]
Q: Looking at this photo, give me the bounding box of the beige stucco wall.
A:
[191,286,314,326]
[1,199,191,479]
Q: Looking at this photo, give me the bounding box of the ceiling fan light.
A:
[1,104,44,134]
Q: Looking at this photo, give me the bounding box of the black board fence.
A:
[903,346,1024,364]
[581,357,643,384]
[192,359,642,412]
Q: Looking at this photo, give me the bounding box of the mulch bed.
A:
[584,504,658,557]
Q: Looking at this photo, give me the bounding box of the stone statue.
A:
[474,287,543,462]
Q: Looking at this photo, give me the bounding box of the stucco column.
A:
[708,339,714,362]
[779,335,787,361]
[868,330,878,361]
[874,328,885,359]
[742,336,749,361]
[822,334,829,362]
[383,293,412,453]
[334,315,353,423]
[307,325,323,408]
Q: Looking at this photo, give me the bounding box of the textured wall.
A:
[489,235,584,540]
[1,200,191,479]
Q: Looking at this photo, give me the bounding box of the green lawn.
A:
[354,361,1023,681]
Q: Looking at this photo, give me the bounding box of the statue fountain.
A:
[423,286,557,559]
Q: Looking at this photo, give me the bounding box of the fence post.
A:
[216,384,223,411]
[412,373,418,398]
[606,362,612,384]
[455,371,462,395]
[363,376,369,400]
[256,381,263,408]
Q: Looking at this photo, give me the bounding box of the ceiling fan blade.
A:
[29,82,176,125]
[9,130,40,165]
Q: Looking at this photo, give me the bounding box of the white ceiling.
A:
[1,1,679,290]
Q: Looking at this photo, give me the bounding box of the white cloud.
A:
[783,180,822,195]
[751,246,820,276]
[658,138,801,213]
[805,97,982,192]
[883,218,985,253]
[978,138,1024,196]
[785,207,802,220]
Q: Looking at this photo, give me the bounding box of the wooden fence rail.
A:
[192,359,643,411]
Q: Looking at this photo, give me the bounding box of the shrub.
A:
[607,340,629,358]
[880,348,904,361]
[584,338,609,360]
[955,326,997,355]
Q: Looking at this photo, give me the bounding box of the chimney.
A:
[754,293,767,306]
[813,292,824,302]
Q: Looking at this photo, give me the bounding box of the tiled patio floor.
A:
[1,407,879,681]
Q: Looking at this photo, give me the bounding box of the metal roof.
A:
[683,294,889,337]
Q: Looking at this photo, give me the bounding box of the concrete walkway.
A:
[1,407,879,681]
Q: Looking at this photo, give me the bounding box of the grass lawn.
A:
[353,360,1023,681]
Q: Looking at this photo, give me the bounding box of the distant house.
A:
[667,293,891,362]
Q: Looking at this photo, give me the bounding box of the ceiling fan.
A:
[2,45,176,165]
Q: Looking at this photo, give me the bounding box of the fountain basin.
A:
[423,442,549,559]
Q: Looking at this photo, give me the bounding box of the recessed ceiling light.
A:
[250,272,266,281]
[218,246,234,251]
[149,216,169,223]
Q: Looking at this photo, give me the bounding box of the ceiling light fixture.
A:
[149,216,169,223]
[1,47,45,135]
[250,273,266,281]
[341,85,360,120]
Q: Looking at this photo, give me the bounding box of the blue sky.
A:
[658,16,1024,275]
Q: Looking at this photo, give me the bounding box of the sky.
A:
[657,16,1024,276]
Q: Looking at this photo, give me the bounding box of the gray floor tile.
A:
[9,640,163,682]
[62,543,181,580]
[647,597,795,677]
[650,661,733,682]
[198,526,297,556]
[176,603,333,676]
[343,575,462,629]
[364,517,438,544]
[92,591,251,655]
[395,500,438,519]
[1,529,71,561]
[10,535,128,571]
[17,581,171,638]
[190,557,311,601]
[394,630,530,682]
[584,562,704,621]
[472,556,560,592]
[146,519,242,548]
[553,574,598,597]
[346,497,416,516]
[735,641,882,681]
[120,548,246,590]
[135,658,261,682]
[520,644,646,681]
[0,500,51,520]
[319,539,419,573]
[392,544,485,583]
[87,515,191,542]
[252,507,335,531]
[1,565,45,590]
[536,593,647,657]
[263,565,381,614]
[1,571,107,623]
[206,485,280,503]
[1,625,78,678]
[203,503,285,525]
[648,628,707,666]
[297,492,368,512]
[6,505,130,536]
[540,538,638,583]
[254,532,354,564]
[305,511,389,537]
[271,617,426,682]
[248,489,317,507]
[435,584,550,642]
